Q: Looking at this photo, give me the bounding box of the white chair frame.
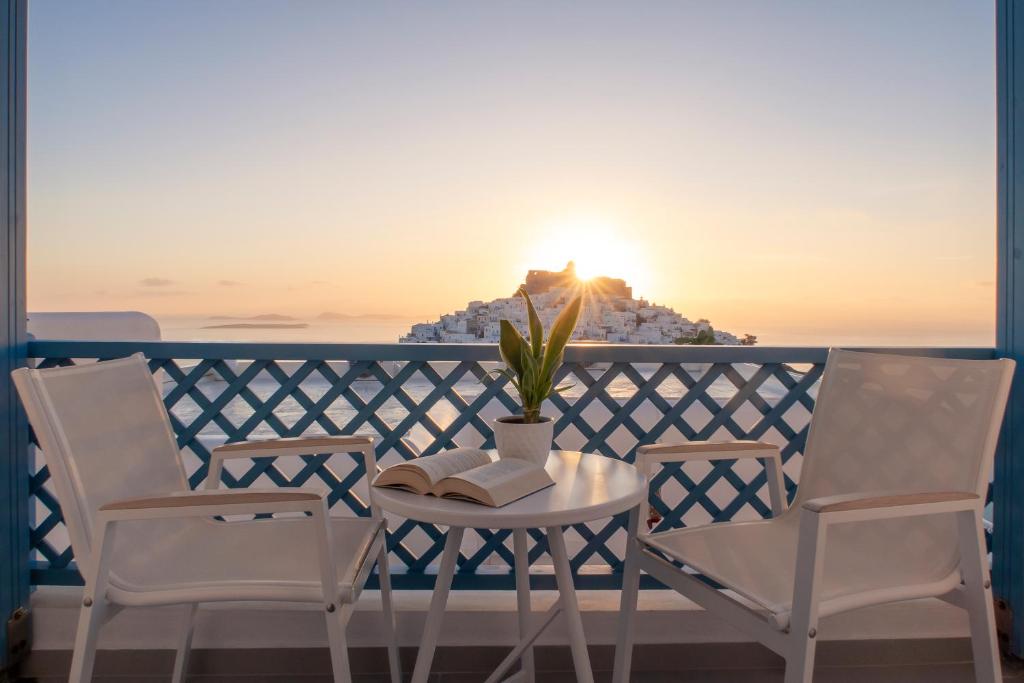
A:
[13,357,401,683]
[613,351,1014,683]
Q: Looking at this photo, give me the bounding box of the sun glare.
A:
[572,251,606,281]
[530,218,649,295]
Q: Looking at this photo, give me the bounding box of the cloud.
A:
[139,277,175,287]
[218,279,244,287]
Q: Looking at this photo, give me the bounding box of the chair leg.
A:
[68,596,108,683]
[784,632,817,683]
[325,603,354,683]
[171,603,197,683]
[958,509,1003,683]
[376,544,402,683]
[70,522,118,683]
[784,510,826,683]
[612,508,641,683]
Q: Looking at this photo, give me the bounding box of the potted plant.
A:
[490,286,582,464]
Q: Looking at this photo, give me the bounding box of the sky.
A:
[26,0,996,345]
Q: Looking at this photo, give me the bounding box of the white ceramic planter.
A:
[492,416,553,465]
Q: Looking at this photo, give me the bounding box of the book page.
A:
[404,447,492,486]
[445,458,534,487]
[372,462,432,494]
[440,459,554,506]
[373,447,491,494]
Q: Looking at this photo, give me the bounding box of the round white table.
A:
[371,450,647,683]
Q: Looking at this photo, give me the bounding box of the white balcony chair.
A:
[613,349,1015,683]
[12,353,400,683]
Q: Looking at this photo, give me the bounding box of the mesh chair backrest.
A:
[784,350,1014,593]
[12,354,187,567]
[795,350,1013,506]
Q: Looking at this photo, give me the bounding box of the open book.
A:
[372,448,554,507]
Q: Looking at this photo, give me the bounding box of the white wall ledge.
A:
[30,586,969,651]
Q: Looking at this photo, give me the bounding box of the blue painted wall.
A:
[0,0,28,669]
[996,0,1024,658]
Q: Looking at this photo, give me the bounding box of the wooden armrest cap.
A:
[638,440,777,455]
[214,435,373,454]
[803,491,978,514]
[100,490,322,511]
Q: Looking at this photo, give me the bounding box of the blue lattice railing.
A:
[26,341,995,589]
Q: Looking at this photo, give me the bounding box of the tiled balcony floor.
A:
[15,642,1024,682]
[12,670,1024,683]
[14,666,1024,682]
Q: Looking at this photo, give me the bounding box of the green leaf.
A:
[488,367,523,397]
[543,349,564,382]
[540,294,582,381]
[498,319,529,378]
[519,344,542,413]
[518,286,543,360]
[535,301,578,385]
[485,368,515,384]
[552,383,576,393]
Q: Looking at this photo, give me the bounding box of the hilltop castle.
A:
[521,261,631,299]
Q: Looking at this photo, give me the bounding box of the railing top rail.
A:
[26,340,997,363]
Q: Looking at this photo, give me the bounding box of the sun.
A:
[572,249,612,282]
[529,218,649,294]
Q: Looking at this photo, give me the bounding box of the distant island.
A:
[199,312,414,331]
[401,262,755,345]
[208,314,297,322]
[203,323,309,330]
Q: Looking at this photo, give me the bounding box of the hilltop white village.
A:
[401,262,753,345]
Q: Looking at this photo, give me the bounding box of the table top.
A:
[370,450,647,528]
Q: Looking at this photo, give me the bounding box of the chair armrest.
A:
[802,490,980,523]
[638,441,787,521]
[97,488,327,522]
[637,440,779,464]
[211,435,374,459]
[206,435,376,490]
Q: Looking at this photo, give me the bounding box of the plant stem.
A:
[523,408,541,424]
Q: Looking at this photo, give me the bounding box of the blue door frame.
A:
[997,0,1024,658]
[0,0,28,668]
